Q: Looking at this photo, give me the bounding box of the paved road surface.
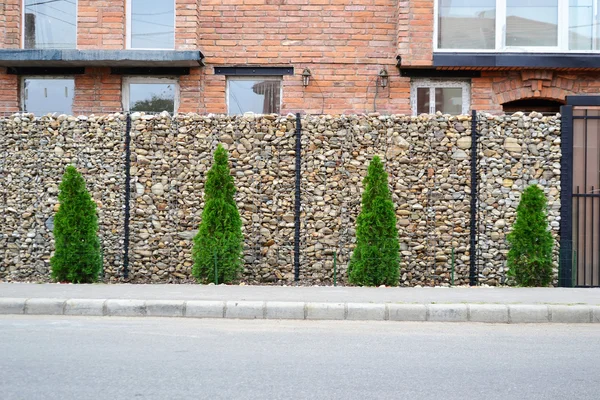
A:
[2,283,600,304]
[1,316,599,400]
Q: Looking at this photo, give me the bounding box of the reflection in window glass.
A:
[228,79,281,115]
[438,0,496,49]
[435,88,463,115]
[24,0,77,49]
[128,83,176,113]
[570,0,600,50]
[416,88,430,114]
[506,0,558,46]
[23,78,74,115]
[130,0,175,49]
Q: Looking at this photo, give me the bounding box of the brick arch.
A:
[492,70,578,106]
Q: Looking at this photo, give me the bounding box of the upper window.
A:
[123,77,178,113]
[436,0,600,51]
[227,77,282,115]
[23,0,77,49]
[410,79,471,116]
[127,0,175,49]
[22,78,75,115]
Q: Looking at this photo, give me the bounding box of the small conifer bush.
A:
[506,185,554,286]
[348,156,400,286]
[192,144,243,283]
[50,165,103,283]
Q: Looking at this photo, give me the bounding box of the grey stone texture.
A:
[0,298,26,314]
[265,301,305,319]
[185,301,225,318]
[306,302,346,320]
[387,304,427,321]
[25,298,65,315]
[105,299,146,317]
[346,303,385,321]
[225,301,264,319]
[145,300,184,317]
[427,304,468,322]
[468,304,509,323]
[0,112,561,286]
[509,305,550,323]
[64,299,105,316]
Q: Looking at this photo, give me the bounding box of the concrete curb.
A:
[1,298,599,323]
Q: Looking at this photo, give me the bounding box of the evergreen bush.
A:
[506,184,554,286]
[50,165,103,283]
[348,156,400,286]
[192,144,243,283]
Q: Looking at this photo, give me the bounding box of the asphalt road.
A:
[1,317,599,400]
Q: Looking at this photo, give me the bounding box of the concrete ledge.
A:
[0,298,26,315]
[306,302,345,320]
[185,301,225,318]
[64,299,105,316]
[25,298,65,315]
[106,299,146,317]
[509,305,549,323]
[225,301,264,319]
[347,303,385,321]
[469,304,509,323]
[387,304,427,321]
[145,300,184,317]
[265,302,305,320]
[549,305,592,323]
[427,304,468,322]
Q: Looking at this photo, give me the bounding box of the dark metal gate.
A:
[560,96,600,287]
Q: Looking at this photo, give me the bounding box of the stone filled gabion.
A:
[0,111,561,286]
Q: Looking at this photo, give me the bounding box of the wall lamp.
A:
[378,68,389,88]
[302,68,312,87]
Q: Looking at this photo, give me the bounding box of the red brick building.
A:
[0,0,599,116]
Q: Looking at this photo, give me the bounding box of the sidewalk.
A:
[1,283,599,323]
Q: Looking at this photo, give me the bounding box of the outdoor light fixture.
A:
[378,68,389,88]
[302,68,312,87]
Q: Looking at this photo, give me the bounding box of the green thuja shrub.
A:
[192,144,243,284]
[348,156,400,286]
[506,185,554,287]
[50,165,103,283]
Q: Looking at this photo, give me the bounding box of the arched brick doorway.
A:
[502,98,565,115]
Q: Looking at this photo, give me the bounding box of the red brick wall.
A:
[73,68,122,114]
[0,68,19,113]
[0,0,21,49]
[198,0,401,114]
[397,0,434,66]
[78,1,126,49]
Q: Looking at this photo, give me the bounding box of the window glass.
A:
[506,0,558,47]
[23,78,74,115]
[438,0,496,49]
[130,0,175,49]
[128,82,176,113]
[416,88,430,114]
[24,0,77,49]
[435,88,463,115]
[228,79,281,115]
[569,0,600,50]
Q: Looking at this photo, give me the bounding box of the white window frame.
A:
[410,79,471,116]
[226,76,283,116]
[122,77,180,113]
[434,0,600,53]
[126,0,176,50]
[21,0,78,49]
[20,76,75,115]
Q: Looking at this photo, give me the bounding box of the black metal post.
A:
[469,110,478,286]
[559,105,574,287]
[123,113,132,280]
[294,113,302,282]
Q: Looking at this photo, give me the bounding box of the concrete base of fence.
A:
[1,298,599,324]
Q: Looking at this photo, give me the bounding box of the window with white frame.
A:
[410,79,471,115]
[23,0,77,49]
[227,77,282,115]
[436,0,600,51]
[127,0,175,49]
[22,77,75,115]
[123,78,178,113]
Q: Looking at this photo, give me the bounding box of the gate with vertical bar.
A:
[560,96,600,287]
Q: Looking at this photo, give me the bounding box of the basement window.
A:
[123,77,178,113]
[22,77,74,115]
[23,0,77,49]
[227,77,282,115]
[410,79,471,115]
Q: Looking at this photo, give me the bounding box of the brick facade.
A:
[0,0,599,115]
